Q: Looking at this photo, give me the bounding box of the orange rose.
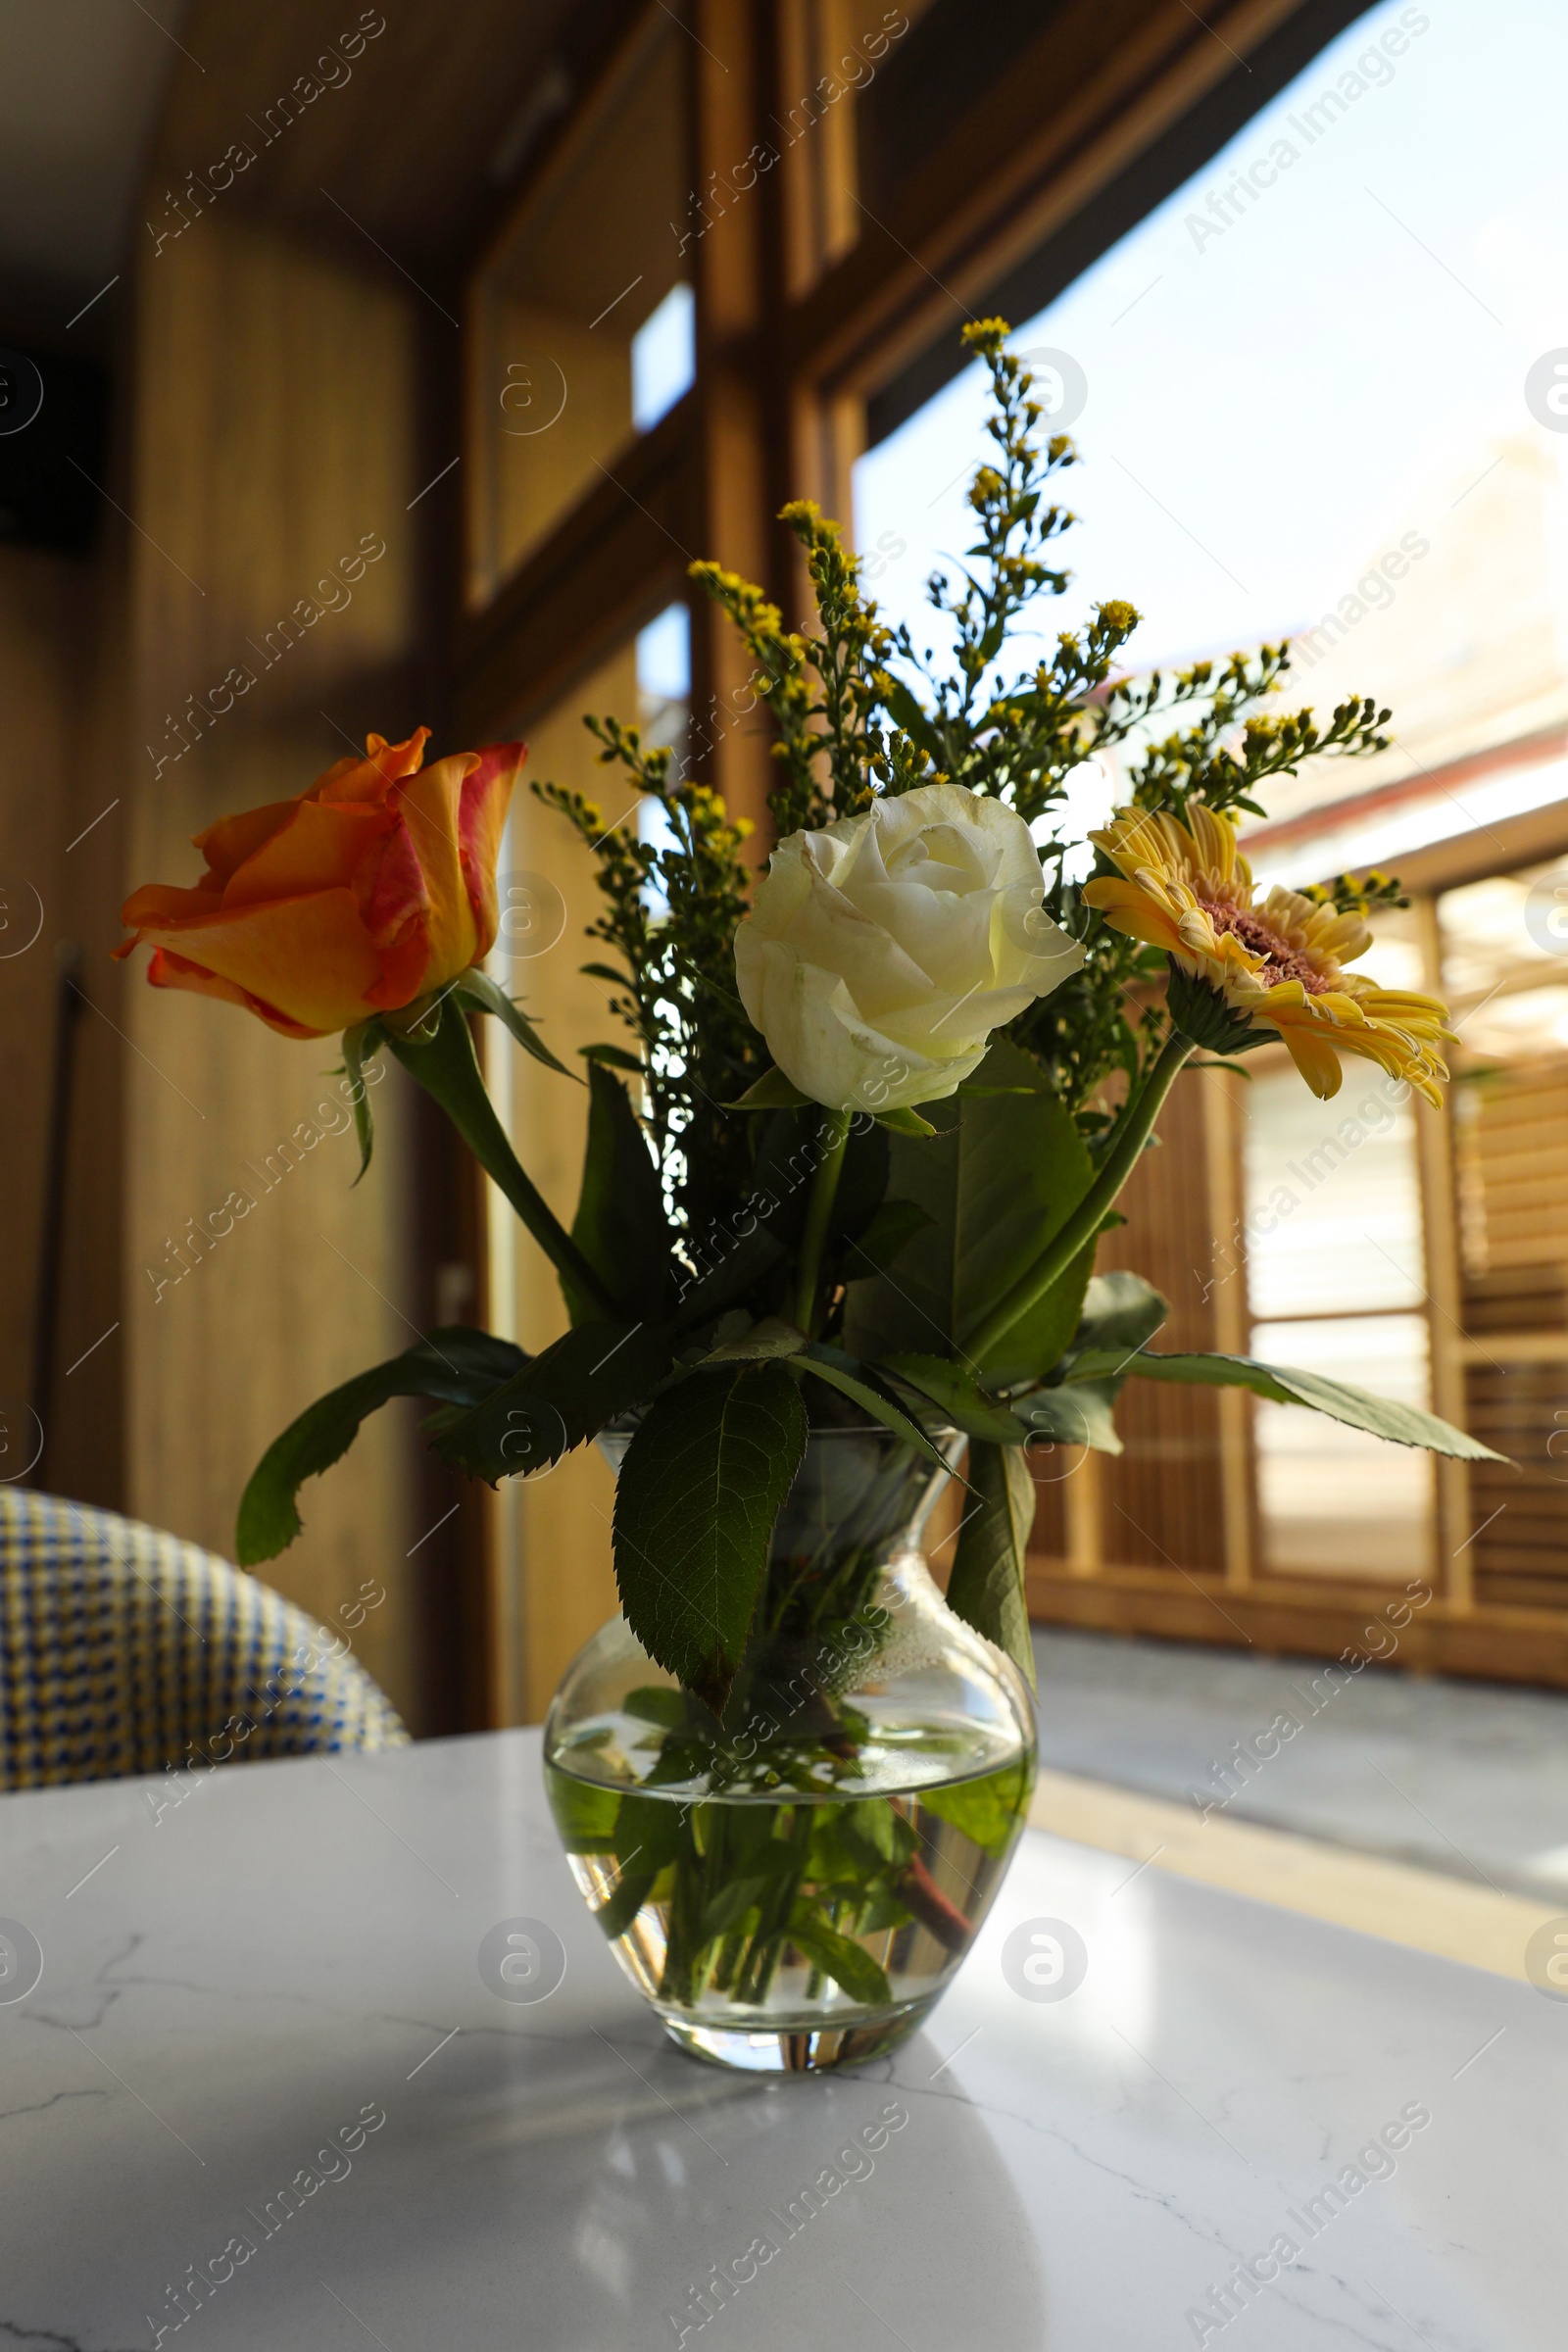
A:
[117,728,524,1037]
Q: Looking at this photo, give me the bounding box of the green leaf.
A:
[841,1198,932,1279]
[874,1104,937,1138]
[1080,1350,1508,1461]
[842,1038,1097,1388]
[1014,1383,1122,1455]
[453,967,573,1078]
[429,1319,673,1482]
[946,1440,1037,1686]
[621,1686,688,1729]
[1066,1270,1169,1360]
[921,1758,1034,1856]
[726,1066,811,1110]
[830,1118,891,1245]
[547,1776,623,1852]
[340,1020,382,1183]
[786,1911,893,2006]
[566,1063,672,1324]
[237,1326,528,1563]
[797,1346,956,1473]
[612,1361,808,1700]
[699,1316,807,1364]
[670,1227,787,1329]
[882,1353,1027,1444]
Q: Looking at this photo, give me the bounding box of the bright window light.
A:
[853,0,1568,670]
[636,603,691,709]
[635,604,691,893]
[631,283,695,433]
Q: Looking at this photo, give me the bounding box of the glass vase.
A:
[543,1422,1037,2074]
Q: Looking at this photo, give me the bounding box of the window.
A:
[1243,1051,1435,1583]
[466,11,689,603]
[630,284,696,435]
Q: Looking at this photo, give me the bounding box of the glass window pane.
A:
[631,283,696,433]
[635,603,690,887]
[1250,1313,1434,1582]
[854,0,1568,898]
[469,16,688,601]
[1441,855,1568,1060]
[1242,1057,1426,1321]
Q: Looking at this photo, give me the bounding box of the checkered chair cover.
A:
[0,1486,409,1791]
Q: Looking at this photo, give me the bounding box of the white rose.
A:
[734,782,1084,1112]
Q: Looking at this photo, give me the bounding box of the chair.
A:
[0,1486,409,1791]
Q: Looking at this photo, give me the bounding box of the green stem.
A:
[792,1106,853,1335]
[386,996,619,1323]
[962,1028,1196,1368]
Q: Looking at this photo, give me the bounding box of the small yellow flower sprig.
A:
[533,722,760,1234]
[1301,868,1409,917]
[1130,686,1394,829]
[692,507,940,831]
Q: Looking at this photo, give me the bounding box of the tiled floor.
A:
[1030,1626,1568,1901]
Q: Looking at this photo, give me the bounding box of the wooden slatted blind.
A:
[1453,1057,1568,1610]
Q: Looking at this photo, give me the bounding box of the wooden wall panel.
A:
[122,215,427,1724]
[0,531,128,1512]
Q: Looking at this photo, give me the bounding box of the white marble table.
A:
[0,1729,1557,2351]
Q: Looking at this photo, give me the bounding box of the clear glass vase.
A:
[543,1423,1037,2074]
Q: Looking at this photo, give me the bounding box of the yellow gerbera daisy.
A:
[1081,804,1451,1104]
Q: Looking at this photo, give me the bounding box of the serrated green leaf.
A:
[454,967,574,1078]
[567,1063,672,1324]
[1081,1350,1508,1461]
[946,1439,1037,1686]
[670,1226,787,1329]
[699,1316,807,1364]
[1015,1383,1122,1454]
[797,1347,955,1472]
[237,1326,528,1563]
[612,1361,808,1701]
[1065,1270,1169,1361]
[430,1319,672,1483]
[882,1353,1026,1444]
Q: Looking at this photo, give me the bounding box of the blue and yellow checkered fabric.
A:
[0,1487,409,1790]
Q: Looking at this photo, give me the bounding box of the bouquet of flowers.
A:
[119,319,1494,1711]
[122,320,1503,2063]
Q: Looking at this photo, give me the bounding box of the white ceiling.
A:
[0,0,189,317]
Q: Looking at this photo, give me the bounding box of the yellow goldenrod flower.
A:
[1082,804,1451,1104]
